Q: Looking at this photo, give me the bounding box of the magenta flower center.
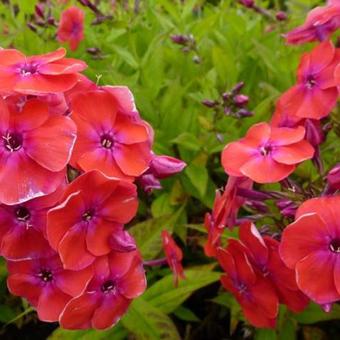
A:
[100,134,114,149]
[259,144,272,156]
[2,132,23,152]
[305,75,317,89]
[19,63,39,76]
[15,206,31,222]
[329,239,340,253]
[82,209,94,222]
[101,280,116,294]
[38,269,53,282]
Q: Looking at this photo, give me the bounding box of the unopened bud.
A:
[276,11,287,21]
[202,99,217,108]
[327,163,340,191]
[170,34,188,45]
[231,81,245,94]
[150,155,186,179]
[234,94,249,107]
[35,4,45,19]
[237,108,253,117]
[238,0,254,8]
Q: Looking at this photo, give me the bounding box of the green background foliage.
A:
[0,0,339,339]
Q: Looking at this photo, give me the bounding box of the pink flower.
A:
[0,48,86,95]
[285,2,340,44]
[47,170,138,270]
[0,187,63,260]
[70,89,152,180]
[280,196,340,304]
[221,122,314,183]
[0,98,76,205]
[59,251,146,330]
[7,253,93,322]
[278,41,339,120]
[57,6,85,51]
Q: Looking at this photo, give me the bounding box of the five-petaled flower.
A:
[0,48,86,94]
[59,250,146,330]
[57,6,85,51]
[0,97,76,205]
[7,252,93,322]
[47,170,138,270]
[221,122,314,183]
[278,41,340,120]
[70,90,152,180]
[285,1,340,44]
[280,196,340,305]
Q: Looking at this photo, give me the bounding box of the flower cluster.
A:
[0,47,186,329]
[204,3,340,329]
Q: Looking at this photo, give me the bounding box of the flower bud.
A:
[109,230,136,252]
[276,199,298,218]
[238,0,254,8]
[305,119,324,146]
[276,11,287,21]
[202,99,217,108]
[170,34,188,45]
[236,108,253,117]
[138,173,162,193]
[231,82,245,94]
[327,163,340,191]
[150,155,186,179]
[35,4,45,19]
[233,94,249,107]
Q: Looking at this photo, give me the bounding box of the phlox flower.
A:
[57,6,85,51]
[47,170,138,270]
[0,98,76,205]
[221,122,314,183]
[280,196,340,305]
[161,230,185,286]
[70,90,152,179]
[59,250,146,330]
[239,222,309,312]
[0,187,63,260]
[285,2,340,44]
[278,41,340,120]
[217,240,278,328]
[7,253,93,322]
[0,48,86,95]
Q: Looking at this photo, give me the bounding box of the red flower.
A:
[70,90,152,179]
[0,98,76,205]
[221,122,314,183]
[57,6,85,51]
[161,230,185,286]
[0,187,63,260]
[47,170,138,270]
[217,240,278,328]
[278,41,339,120]
[239,222,309,312]
[0,48,86,95]
[285,2,340,44]
[203,176,252,257]
[7,253,93,322]
[59,251,146,330]
[280,196,340,305]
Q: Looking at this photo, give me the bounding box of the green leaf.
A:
[293,302,340,324]
[255,329,277,340]
[173,306,200,322]
[143,270,220,313]
[171,132,201,151]
[121,297,180,340]
[129,207,184,260]
[49,324,127,340]
[185,163,209,197]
